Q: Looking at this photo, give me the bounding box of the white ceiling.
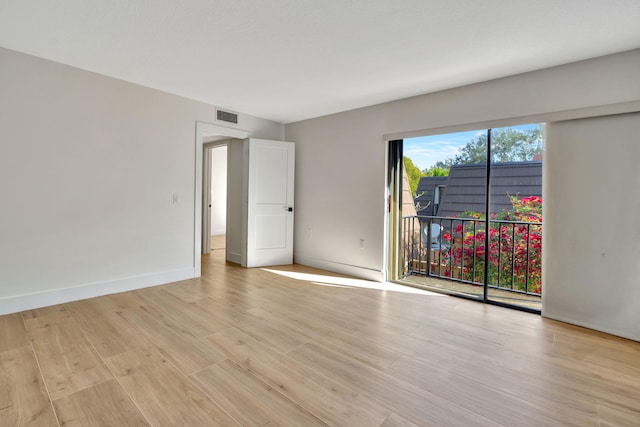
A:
[1,1,639,124]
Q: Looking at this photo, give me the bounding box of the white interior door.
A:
[244,138,295,268]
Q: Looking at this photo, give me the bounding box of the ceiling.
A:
[1,1,639,124]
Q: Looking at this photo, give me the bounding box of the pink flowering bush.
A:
[441,195,542,294]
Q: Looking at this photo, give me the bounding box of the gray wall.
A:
[0,47,283,313]
[544,113,640,341]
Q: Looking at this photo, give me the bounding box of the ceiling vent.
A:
[216,109,238,124]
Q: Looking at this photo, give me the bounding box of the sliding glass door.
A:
[486,125,543,310]
[394,123,543,312]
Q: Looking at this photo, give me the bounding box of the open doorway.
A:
[203,142,228,255]
[201,137,246,266]
[194,122,296,274]
[194,122,250,277]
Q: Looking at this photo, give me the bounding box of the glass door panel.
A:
[486,125,543,311]
[399,129,488,301]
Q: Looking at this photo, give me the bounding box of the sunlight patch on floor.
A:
[261,269,443,296]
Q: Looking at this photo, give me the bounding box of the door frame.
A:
[386,139,404,282]
[194,121,250,277]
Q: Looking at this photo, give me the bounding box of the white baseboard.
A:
[294,255,385,282]
[0,267,195,316]
[542,311,640,342]
[226,251,242,264]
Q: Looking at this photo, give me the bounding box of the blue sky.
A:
[404,124,538,171]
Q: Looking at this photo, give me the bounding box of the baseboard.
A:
[294,255,385,282]
[0,267,195,316]
[542,311,639,342]
[227,251,242,264]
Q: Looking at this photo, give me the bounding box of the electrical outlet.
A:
[359,239,365,249]
[306,228,313,238]
[172,193,180,204]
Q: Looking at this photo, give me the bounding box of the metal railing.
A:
[402,215,542,296]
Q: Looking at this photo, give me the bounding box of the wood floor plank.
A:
[22,305,112,401]
[0,313,30,353]
[203,326,390,426]
[387,341,603,426]
[521,355,640,414]
[53,379,149,427]
[388,354,589,427]
[66,298,150,358]
[194,297,308,353]
[105,291,144,311]
[0,346,57,427]
[191,359,327,426]
[379,412,421,427]
[116,305,225,375]
[154,277,217,303]
[21,305,72,327]
[133,288,226,338]
[106,346,240,426]
[289,341,503,427]
[249,305,403,370]
[596,400,640,427]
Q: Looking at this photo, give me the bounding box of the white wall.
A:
[543,113,640,341]
[0,47,283,314]
[285,49,640,283]
[210,146,227,235]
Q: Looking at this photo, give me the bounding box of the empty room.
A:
[1,1,639,426]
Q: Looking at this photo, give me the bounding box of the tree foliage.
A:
[403,156,422,196]
[423,165,450,176]
[451,126,542,165]
[404,125,542,196]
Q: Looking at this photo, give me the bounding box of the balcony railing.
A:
[402,215,542,296]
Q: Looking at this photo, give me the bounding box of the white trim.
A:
[0,268,194,316]
[294,255,385,282]
[383,100,640,141]
[542,311,640,343]
[194,121,250,277]
[226,251,242,265]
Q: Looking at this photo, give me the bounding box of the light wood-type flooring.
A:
[1,250,640,426]
[210,234,226,251]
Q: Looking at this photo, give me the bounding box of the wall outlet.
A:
[172,193,180,204]
[359,239,365,249]
[306,228,313,238]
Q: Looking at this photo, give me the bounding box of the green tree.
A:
[403,156,422,196]
[423,165,449,176]
[452,126,542,165]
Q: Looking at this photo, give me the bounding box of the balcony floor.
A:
[399,274,542,311]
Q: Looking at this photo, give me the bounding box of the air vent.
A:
[216,109,238,124]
